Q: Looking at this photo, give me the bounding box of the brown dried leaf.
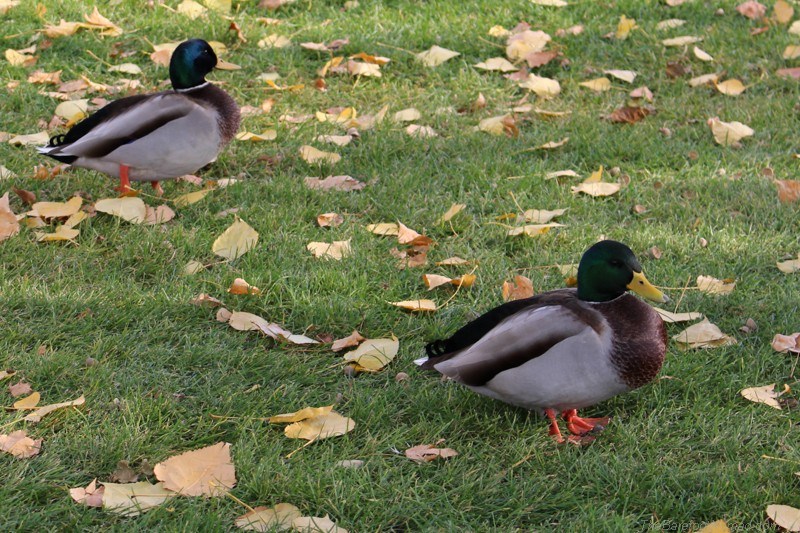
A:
[235,503,302,531]
[8,381,32,397]
[24,394,85,423]
[317,212,344,227]
[190,293,223,307]
[153,442,236,496]
[284,411,355,441]
[696,275,735,295]
[672,318,737,349]
[305,175,365,191]
[0,192,20,242]
[69,479,104,508]
[228,278,261,295]
[405,441,459,463]
[609,106,650,124]
[772,333,800,354]
[774,179,800,203]
[0,430,42,458]
[331,331,365,352]
[502,275,534,301]
[736,1,767,20]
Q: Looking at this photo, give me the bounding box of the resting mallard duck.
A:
[37,39,240,195]
[418,240,668,444]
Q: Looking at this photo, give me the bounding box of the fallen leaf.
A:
[5,48,36,67]
[317,212,344,227]
[94,197,146,224]
[656,19,686,30]
[300,145,341,165]
[662,36,703,46]
[518,74,561,98]
[154,442,235,496]
[405,442,459,463]
[616,15,637,39]
[609,106,650,124]
[417,45,460,67]
[8,381,32,397]
[571,182,621,197]
[0,370,17,381]
[82,7,123,36]
[110,460,139,483]
[69,479,104,508]
[537,137,569,149]
[604,69,637,83]
[35,225,79,242]
[342,336,399,371]
[394,108,422,123]
[737,0,767,20]
[227,311,292,339]
[506,223,563,237]
[474,57,517,72]
[228,278,261,295]
[506,30,551,61]
[439,203,465,223]
[236,130,277,142]
[316,134,353,147]
[391,300,437,312]
[696,275,735,295]
[331,331,365,352]
[689,73,720,87]
[707,117,754,146]
[190,293,223,307]
[284,411,355,441]
[0,192,20,242]
[172,188,213,207]
[629,86,653,101]
[653,307,703,323]
[530,0,567,5]
[579,77,612,92]
[366,222,400,236]
[693,46,714,62]
[102,481,174,516]
[213,218,259,260]
[715,79,746,95]
[766,504,800,532]
[177,0,208,18]
[143,205,176,225]
[740,384,781,409]
[406,124,438,138]
[502,275,534,301]
[12,392,41,410]
[31,196,82,219]
[305,175,365,191]
[545,170,580,180]
[673,318,737,349]
[772,333,800,354]
[24,394,85,423]
[777,253,800,272]
[184,260,205,275]
[307,240,351,260]
[0,430,42,458]
[291,515,349,533]
[774,179,800,203]
[269,405,334,424]
[525,50,558,68]
[258,34,292,49]
[478,115,518,136]
[775,0,795,23]
[436,256,471,266]
[235,503,302,531]
[397,222,432,246]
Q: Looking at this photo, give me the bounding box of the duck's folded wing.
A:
[430,305,597,386]
[38,93,199,161]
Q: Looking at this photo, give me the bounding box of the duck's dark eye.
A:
[609,259,623,268]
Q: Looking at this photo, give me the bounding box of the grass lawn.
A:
[2,0,800,530]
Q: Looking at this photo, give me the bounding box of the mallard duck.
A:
[37,39,240,195]
[418,240,668,444]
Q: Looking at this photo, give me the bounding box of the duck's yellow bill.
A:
[627,271,669,303]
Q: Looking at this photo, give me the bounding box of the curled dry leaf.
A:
[317,212,344,227]
[94,197,146,224]
[579,77,611,92]
[300,145,341,165]
[307,240,351,260]
[525,50,558,68]
[571,182,621,197]
[517,74,561,98]
[269,405,333,424]
[474,57,517,72]
[342,336,399,371]
[291,515,349,533]
[144,205,175,225]
[693,46,714,62]
[391,299,437,312]
[0,430,42,458]
[696,275,735,295]
[393,108,421,123]
[406,124,438,138]
[715,79,746,96]
[284,411,355,441]
[740,384,781,409]
[184,260,205,275]
[24,394,85,423]
[777,253,800,273]
[689,73,720,88]
[102,481,174,516]
[35,225,80,242]
[506,30,551,60]
[436,256,471,266]
[236,130,277,142]
[521,208,566,224]
[608,106,650,124]
[708,117,754,146]
[331,330,365,352]
[305,175,365,191]
[616,15,637,39]
[397,222,432,246]
[212,218,259,260]
[506,223,563,237]
[478,115,518,137]
[766,504,800,532]
[8,131,49,145]
[69,479,104,508]
[173,188,213,207]
[662,36,703,46]
[228,278,261,295]
[190,293,223,307]
[736,0,767,20]
[9,381,32,397]
[12,391,41,410]
[672,318,736,349]
[629,86,653,101]
[154,442,236,496]
[366,222,399,236]
[439,203,465,223]
[604,69,637,83]
[235,503,302,531]
[31,196,82,219]
[537,137,569,150]
[416,45,460,67]
[405,441,459,463]
[774,180,800,204]
[0,192,20,242]
[502,275,534,301]
[771,333,800,354]
[653,307,703,323]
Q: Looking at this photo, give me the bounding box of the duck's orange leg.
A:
[562,409,610,436]
[116,164,131,193]
[150,181,164,196]
[544,408,565,443]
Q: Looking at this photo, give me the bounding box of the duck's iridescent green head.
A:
[169,39,217,90]
[577,240,668,303]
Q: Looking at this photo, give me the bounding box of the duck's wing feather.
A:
[423,290,605,386]
[39,93,198,162]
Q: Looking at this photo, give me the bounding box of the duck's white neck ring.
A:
[176,81,210,93]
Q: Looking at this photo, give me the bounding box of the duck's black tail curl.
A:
[425,339,449,358]
[48,134,67,147]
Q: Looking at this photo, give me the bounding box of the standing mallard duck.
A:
[418,240,668,444]
[38,39,240,195]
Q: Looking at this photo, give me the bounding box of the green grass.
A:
[1,0,800,530]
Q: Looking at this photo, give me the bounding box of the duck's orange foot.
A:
[561,409,610,436]
[150,181,164,196]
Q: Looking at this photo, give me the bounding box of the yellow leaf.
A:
[35,225,80,242]
[521,208,567,223]
[766,504,800,532]
[502,275,534,301]
[662,36,703,46]
[616,15,637,39]
[423,274,453,290]
[474,57,518,72]
[213,218,259,260]
[416,45,460,67]
[0,192,20,242]
[5,48,35,67]
[269,405,334,424]
[290,515,349,533]
[11,392,40,410]
[177,0,208,18]
[235,503,302,532]
[184,260,205,275]
[94,197,147,224]
[537,137,569,150]
[393,108,421,123]
[488,25,511,38]
[579,77,611,92]
[672,318,737,349]
[773,0,794,24]
[228,278,261,295]
[202,0,230,12]
[0,0,20,15]
[391,299,437,312]
[316,212,344,227]
[707,117,754,146]
[102,481,174,516]
[715,79,746,96]
[83,7,123,37]
[307,240,351,260]
[300,145,341,165]
[439,203,466,223]
[530,0,567,5]
[570,182,621,197]
[740,384,781,410]
[656,19,686,31]
[652,307,703,323]
[236,130,277,142]
[54,99,88,123]
[342,336,399,371]
[545,169,580,180]
[696,275,735,295]
[693,46,714,62]
[366,222,400,236]
[697,520,731,533]
[603,69,636,83]
[173,188,213,207]
[784,45,800,59]
[284,412,355,441]
[227,311,291,339]
[518,74,561,98]
[43,21,87,38]
[406,125,437,138]
[331,330,366,352]
[316,134,353,147]
[506,30,551,60]
[777,254,800,273]
[7,131,49,146]
[24,394,85,422]
[477,115,515,136]
[153,442,236,496]
[258,34,292,49]
[506,223,563,237]
[32,197,84,218]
